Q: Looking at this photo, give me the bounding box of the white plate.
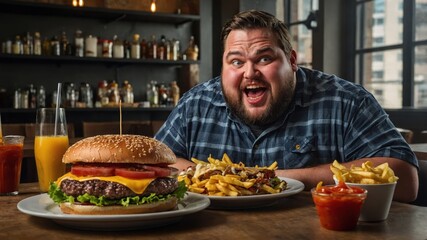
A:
[17,192,210,231]
[196,177,305,209]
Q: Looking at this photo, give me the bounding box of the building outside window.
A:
[286,0,318,68]
[355,0,427,108]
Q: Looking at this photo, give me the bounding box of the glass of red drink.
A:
[311,181,367,231]
[0,135,25,195]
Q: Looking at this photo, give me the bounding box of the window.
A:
[355,0,427,108]
[287,0,319,68]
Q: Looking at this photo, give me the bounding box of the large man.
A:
[155,10,419,202]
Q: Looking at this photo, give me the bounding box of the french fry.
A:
[181,153,287,196]
[330,160,399,184]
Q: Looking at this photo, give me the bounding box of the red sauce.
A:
[0,144,23,194]
[312,181,367,231]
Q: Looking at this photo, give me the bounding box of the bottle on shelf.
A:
[28,84,37,108]
[96,80,109,107]
[121,80,134,104]
[108,81,120,104]
[3,39,12,54]
[23,32,33,55]
[185,35,199,61]
[158,35,166,60]
[170,81,180,106]
[65,83,78,108]
[158,83,168,106]
[85,35,97,57]
[74,29,84,57]
[148,35,157,59]
[60,31,68,56]
[42,37,51,56]
[37,85,46,108]
[112,35,124,59]
[171,39,180,61]
[50,35,60,56]
[146,80,158,107]
[12,35,22,55]
[79,82,93,108]
[131,34,141,59]
[33,32,42,55]
[140,38,147,59]
[102,39,112,58]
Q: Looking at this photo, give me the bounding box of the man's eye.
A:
[231,59,243,66]
[259,57,271,63]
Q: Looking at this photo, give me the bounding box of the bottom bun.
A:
[59,197,178,215]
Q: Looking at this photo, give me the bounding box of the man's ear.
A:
[290,50,298,71]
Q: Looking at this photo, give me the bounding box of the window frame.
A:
[354,0,427,108]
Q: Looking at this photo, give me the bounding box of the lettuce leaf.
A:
[48,180,187,207]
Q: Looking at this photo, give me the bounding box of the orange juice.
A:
[34,135,69,192]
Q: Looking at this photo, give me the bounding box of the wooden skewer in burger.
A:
[48,101,186,215]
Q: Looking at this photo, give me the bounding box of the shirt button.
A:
[295,144,301,150]
[254,144,259,149]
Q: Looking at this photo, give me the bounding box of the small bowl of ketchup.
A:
[311,181,367,231]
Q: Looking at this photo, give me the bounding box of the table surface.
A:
[1,183,426,240]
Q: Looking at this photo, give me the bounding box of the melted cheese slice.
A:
[56,172,155,195]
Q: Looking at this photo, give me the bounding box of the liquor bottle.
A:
[60,31,68,56]
[170,81,180,106]
[108,81,120,104]
[185,35,199,60]
[51,36,60,56]
[12,35,22,55]
[171,39,180,61]
[131,34,141,59]
[140,38,147,59]
[74,30,84,57]
[121,80,134,104]
[42,37,51,56]
[23,32,33,55]
[28,84,37,109]
[33,32,42,55]
[37,85,46,108]
[149,35,157,59]
[157,35,166,60]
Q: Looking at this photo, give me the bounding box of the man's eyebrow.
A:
[225,50,243,59]
[255,47,274,55]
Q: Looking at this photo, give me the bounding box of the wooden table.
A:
[1,183,426,240]
[410,143,427,160]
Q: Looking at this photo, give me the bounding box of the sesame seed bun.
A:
[62,134,176,165]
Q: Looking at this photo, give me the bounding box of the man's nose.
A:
[243,62,260,79]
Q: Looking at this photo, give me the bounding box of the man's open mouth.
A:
[244,85,267,102]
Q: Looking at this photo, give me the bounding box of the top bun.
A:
[62,134,176,165]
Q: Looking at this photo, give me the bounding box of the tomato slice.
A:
[115,168,156,179]
[71,165,115,177]
[143,165,172,177]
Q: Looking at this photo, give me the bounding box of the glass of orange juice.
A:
[34,108,69,192]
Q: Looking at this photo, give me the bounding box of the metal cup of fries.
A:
[331,160,398,222]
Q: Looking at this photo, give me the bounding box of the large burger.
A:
[48,134,186,215]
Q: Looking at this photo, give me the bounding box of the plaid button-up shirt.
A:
[155,67,418,169]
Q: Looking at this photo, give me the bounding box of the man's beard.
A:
[222,79,295,127]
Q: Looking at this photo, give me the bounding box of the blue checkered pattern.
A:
[155,67,418,169]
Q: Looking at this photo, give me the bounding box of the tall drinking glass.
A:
[34,108,69,192]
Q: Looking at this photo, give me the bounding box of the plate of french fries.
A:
[330,160,399,184]
[178,154,304,209]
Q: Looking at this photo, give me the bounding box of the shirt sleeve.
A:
[342,92,419,168]
[154,104,189,159]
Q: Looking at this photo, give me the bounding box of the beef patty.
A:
[60,177,178,199]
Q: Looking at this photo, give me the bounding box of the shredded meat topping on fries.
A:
[178,154,287,196]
